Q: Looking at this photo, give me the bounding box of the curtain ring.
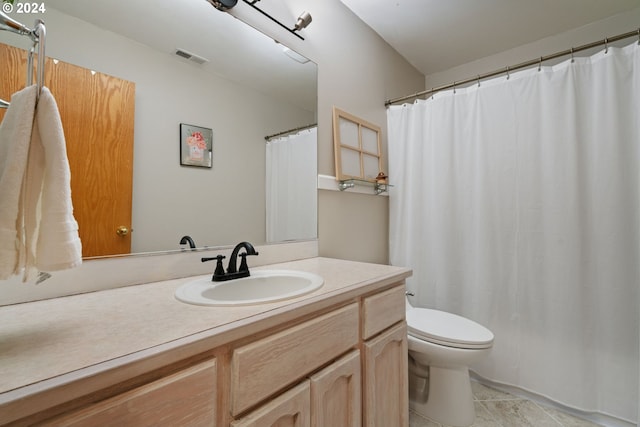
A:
[477,75,481,87]
[538,57,543,71]
[506,66,510,80]
[570,47,575,63]
[604,37,608,54]
[453,81,456,94]
[431,87,434,100]
[637,28,639,45]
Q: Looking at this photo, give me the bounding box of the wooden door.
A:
[363,322,409,427]
[0,43,135,257]
[310,350,361,427]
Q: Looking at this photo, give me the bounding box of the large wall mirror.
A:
[0,0,318,259]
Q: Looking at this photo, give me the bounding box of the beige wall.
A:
[424,7,640,90]
[318,190,390,264]
[231,1,426,264]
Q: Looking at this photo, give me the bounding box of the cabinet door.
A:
[363,322,409,427]
[310,350,361,427]
[43,359,217,426]
[232,381,310,427]
[231,303,359,415]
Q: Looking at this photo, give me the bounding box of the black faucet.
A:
[179,235,196,250]
[202,241,259,282]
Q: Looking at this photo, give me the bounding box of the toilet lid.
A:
[406,308,494,349]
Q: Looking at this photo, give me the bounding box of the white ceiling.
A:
[340,0,640,75]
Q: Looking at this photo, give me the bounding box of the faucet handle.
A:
[202,255,226,280]
[238,251,259,273]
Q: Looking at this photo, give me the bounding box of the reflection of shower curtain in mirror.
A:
[266,127,317,243]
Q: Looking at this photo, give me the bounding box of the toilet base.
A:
[409,365,475,427]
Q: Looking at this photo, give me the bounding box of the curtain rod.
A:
[385,28,640,107]
[265,123,317,142]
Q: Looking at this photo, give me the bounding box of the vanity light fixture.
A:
[294,11,312,32]
[282,45,310,64]
[207,0,238,11]
[207,0,312,40]
[240,0,312,41]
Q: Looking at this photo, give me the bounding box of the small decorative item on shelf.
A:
[375,171,389,194]
[374,171,389,195]
[376,172,388,185]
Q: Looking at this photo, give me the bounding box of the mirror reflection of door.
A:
[0,43,135,257]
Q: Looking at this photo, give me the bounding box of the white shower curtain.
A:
[265,127,317,243]
[388,42,639,425]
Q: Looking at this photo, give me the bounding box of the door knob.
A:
[116,226,130,237]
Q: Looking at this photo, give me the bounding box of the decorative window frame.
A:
[332,107,383,183]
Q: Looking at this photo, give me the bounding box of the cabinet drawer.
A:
[231,303,359,415]
[362,284,406,340]
[43,358,217,427]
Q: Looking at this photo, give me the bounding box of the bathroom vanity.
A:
[0,257,411,426]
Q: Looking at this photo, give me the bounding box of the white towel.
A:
[0,85,82,282]
[23,86,82,280]
[0,86,37,280]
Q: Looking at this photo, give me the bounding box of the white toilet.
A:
[406,298,494,427]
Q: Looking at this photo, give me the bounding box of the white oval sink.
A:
[175,270,324,306]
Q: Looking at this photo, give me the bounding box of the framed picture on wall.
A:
[180,123,213,168]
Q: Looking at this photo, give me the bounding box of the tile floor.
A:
[409,381,602,427]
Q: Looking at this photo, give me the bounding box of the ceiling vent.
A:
[175,49,209,65]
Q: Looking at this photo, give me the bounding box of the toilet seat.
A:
[407,308,494,349]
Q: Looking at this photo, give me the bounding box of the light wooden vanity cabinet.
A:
[230,304,359,415]
[363,323,408,427]
[310,350,362,427]
[232,350,362,427]
[362,284,406,339]
[5,278,409,427]
[230,304,361,427]
[362,285,409,427]
[42,358,217,426]
[231,381,311,427]
[232,285,407,427]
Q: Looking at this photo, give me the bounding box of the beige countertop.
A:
[0,257,411,403]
